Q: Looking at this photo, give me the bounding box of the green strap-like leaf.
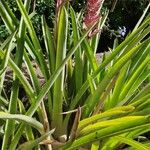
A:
[16,0,50,79]
[78,106,134,131]
[114,136,150,150]
[78,116,146,137]
[0,112,44,134]
[62,116,150,150]
[132,2,150,32]
[0,31,16,94]
[70,6,83,93]
[52,6,68,137]
[17,129,55,150]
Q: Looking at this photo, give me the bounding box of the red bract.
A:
[83,0,104,29]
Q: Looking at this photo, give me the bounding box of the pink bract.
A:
[56,0,64,12]
[84,0,103,28]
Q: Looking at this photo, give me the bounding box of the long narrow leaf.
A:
[52,6,68,137]
[114,136,150,150]
[17,129,55,150]
[0,112,44,134]
[62,116,150,149]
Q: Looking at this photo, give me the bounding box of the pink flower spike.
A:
[56,0,63,11]
[83,0,104,29]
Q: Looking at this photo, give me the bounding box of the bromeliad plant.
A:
[0,0,150,149]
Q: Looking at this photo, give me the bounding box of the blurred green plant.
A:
[0,0,150,150]
[0,25,9,43]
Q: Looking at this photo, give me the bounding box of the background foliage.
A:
[0,0,149,51]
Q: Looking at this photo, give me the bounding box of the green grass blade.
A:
[126,83,150,105]
[18,99,35,141]
[0,0,44,61]
[41,16,54,115]
[0,0,18,26]
[78,116,147,137]
[106,61,130,109]
[120,25,150,57]
[17,129,55,150]
[0,33,14,51]
[0,2,37,60]
[130,94,150,108]
[132,2,150,33]
[52,6,68,137]
[23,51,40,93]
[136,97,150,111]
[0,31,16,94]
[78,106,134,131]
[16,0,50,79]
[127,67,150,97]
[0,95,8,106]
[0,112,44,134]
[0,3,15,32]
[91,141,100,150]
[118,55,150,102]
[114,136,150,150]
[70,6,83,93]
[81,38,98,72]
[0,50,35,102]
[42,16,56,74]
[127,35,150,79]
[62,116,150,150]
